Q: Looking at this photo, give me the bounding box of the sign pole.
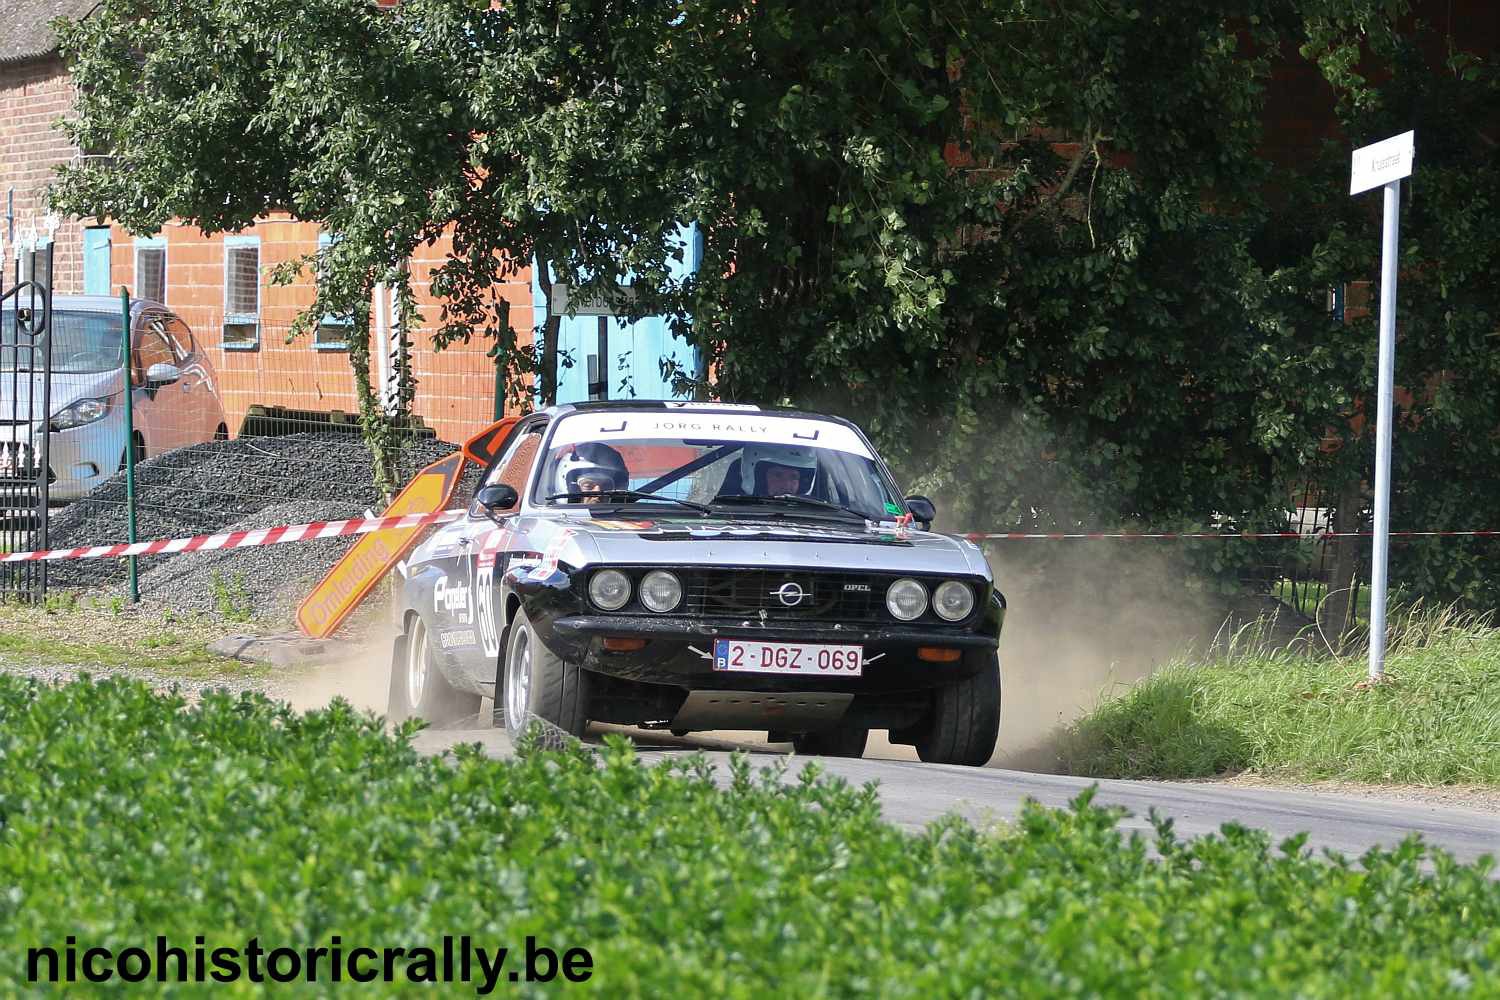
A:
[1348,130,1413,683]
[1367,179,1400,681]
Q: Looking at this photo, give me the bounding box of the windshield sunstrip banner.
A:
[547,412,875,459]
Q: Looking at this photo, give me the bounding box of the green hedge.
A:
[0,675,1496,996]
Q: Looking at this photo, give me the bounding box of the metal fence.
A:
[0,244,54,601]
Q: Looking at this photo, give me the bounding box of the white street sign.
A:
[548,282,637,318]
[1349,130,1414,195]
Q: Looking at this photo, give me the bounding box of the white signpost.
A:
[1349,130,1414,682]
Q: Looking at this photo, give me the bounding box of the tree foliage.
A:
[1284,12,1500,608]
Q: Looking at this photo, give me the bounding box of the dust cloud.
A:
[283,629,396,715]
[979,542,1223,771]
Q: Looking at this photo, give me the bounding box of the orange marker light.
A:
[602,637,646,652]
[917,647,962,663]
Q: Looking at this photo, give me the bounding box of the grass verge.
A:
[1,675,1498,995]
[1060,604,1500,785]
[0,597,256,679]
[0,630,252,679]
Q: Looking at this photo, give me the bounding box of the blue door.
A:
[536,224,704,404]
[83,227,112,295]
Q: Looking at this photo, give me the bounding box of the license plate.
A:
[712,639,863,676]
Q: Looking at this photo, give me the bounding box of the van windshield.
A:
[0,310,125,374]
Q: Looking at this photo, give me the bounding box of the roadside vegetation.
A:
[0,674,1496,996]
[0,598,256,679]
[1060,605,1500,785]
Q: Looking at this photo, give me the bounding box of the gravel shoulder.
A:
[1185,773,1500,815]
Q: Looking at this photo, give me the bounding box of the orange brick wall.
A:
[106,216,533,443]
[0,57,84,293]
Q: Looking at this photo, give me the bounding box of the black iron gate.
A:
[1,242,55,600]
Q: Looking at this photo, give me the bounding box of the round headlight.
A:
[885,578,927,621]
[588,569,632,611]
[639,570,682,613]
[933,580,975,621]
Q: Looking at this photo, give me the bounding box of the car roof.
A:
[543,399,852,424]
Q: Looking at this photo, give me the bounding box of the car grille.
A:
[681,568,888,622]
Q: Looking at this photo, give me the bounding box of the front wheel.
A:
[501,607,590,741]
[387,616,482,726]
[913,660,1001,767]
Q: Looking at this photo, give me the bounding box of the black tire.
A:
[914,660,1001,766]
[501,607,590,741]
[792,724,869,758]
[387,616,483,726]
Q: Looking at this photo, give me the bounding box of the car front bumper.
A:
[547,612,1000,693]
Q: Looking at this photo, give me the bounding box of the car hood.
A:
[0,369,123,424]
[546,513,992,580]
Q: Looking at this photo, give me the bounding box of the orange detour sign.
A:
[296,451,466,639]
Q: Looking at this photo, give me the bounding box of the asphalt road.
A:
[412,725,1500,870]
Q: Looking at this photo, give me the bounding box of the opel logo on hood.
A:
[772,581,806,607]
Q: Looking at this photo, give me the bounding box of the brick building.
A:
[0,0,98,294]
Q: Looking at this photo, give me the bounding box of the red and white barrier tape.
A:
[2,513,1495,564]
[0,509,465,564]
[960,529,1500,541]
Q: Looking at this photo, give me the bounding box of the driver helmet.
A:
[555,442,627,496]
[739,444,818,495]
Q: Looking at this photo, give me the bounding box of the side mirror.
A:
[144,362,181,387]
[904,495,936,527]
[474,483,519,519]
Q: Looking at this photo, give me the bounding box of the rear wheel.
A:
[387,616,482,726]
[502,607,590,742]
[913,660,1001,767]
[792,723,869,759]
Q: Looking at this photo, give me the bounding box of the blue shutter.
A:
[83,227,111,295]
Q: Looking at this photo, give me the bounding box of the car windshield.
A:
[535,410,906,522]
[0,310,125,374]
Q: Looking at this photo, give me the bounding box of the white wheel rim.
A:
[406,621,428,708]
[506,625,532,727]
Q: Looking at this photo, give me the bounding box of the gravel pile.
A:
[44,433,479,621]
[134,498,373,624]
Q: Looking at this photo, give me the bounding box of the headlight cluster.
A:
[589,569,683,613]
[50,396,112,431]
[885,578,975,622]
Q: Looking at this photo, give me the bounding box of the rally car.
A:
[388,401,1004,765]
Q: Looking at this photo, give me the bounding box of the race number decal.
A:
[475,526,512,660]
[476,565,500,658]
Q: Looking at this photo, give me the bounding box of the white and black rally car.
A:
[388,401,1005,765]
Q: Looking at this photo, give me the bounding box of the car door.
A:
[128,313,186,456]
[160,313,223,441]
[461,418,549,678]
